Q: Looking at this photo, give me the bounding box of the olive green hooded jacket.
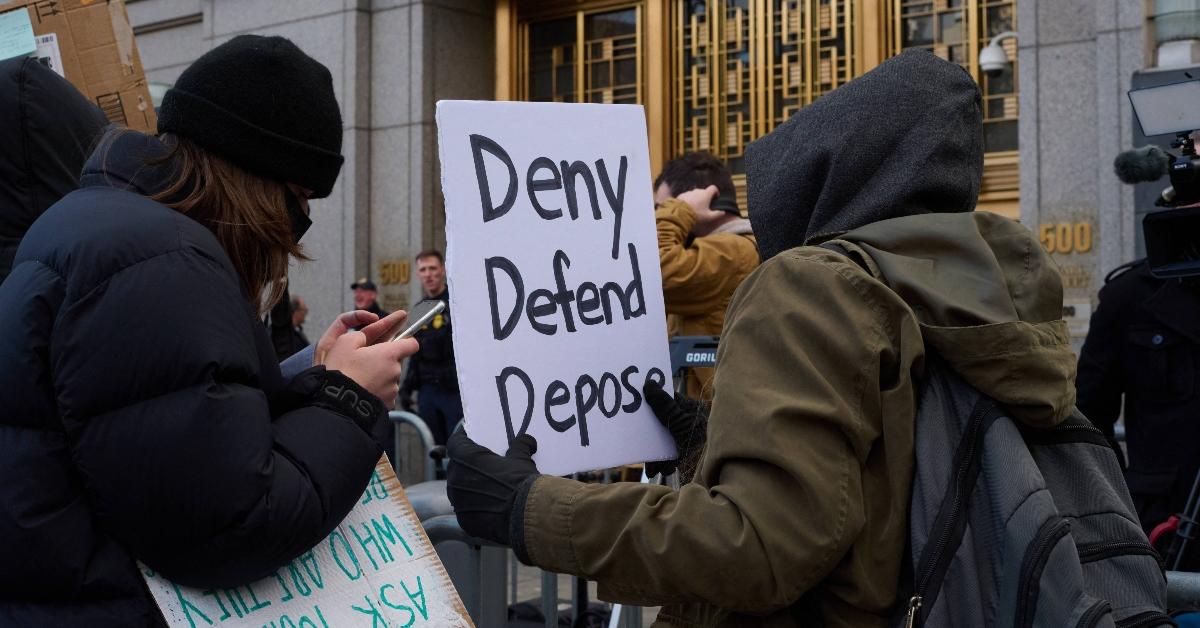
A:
[516,51,1076,627]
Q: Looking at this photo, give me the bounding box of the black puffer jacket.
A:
[0,56,107,282]
[0,128,388,626]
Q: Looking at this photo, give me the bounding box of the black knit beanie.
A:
[157,35,344,198]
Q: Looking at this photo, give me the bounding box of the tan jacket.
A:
[520,212,1077,627]
[657,199,759,397]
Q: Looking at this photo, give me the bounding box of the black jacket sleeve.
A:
[54,246,384,588]
[1076,278,1129,467]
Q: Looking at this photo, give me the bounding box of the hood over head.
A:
[0,57,108,278]
[746,49,983,261]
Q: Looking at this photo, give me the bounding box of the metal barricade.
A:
[393,424,511,626]
[667,335,718,396]
[389,410,437,483]
[412,479,642,627]
[1170,571,1200,611]
[409,481,511,626]
[398,421,649,626]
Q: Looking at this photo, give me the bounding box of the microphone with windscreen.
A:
[1113,145,1171,184]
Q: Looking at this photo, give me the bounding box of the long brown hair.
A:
[150,134,310,314]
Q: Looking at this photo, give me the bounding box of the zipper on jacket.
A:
[903,596,922,628]
[911,396,997,624]
[1014,517,1072,628]
[1077,540,1163,566]
[1077,600,1112,628]
[1020,419,1112,448]
[1116,610,1177,628]
[1047,422,1105,436]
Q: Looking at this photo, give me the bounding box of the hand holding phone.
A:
[676,185,730,226]
[323,325,416,408]
[391,299,446,342]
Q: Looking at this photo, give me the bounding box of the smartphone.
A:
[390,299,446,341]
[711,192,740,215]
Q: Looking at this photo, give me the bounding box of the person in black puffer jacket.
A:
[0,36,418,626]
[0,56,108,282]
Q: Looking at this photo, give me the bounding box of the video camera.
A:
[1113,80,1200,278]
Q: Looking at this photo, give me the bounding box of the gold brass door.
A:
[496,0,1019,218]
[670,1,871,207]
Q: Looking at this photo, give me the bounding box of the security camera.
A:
[978,31,1016,78]
[979,43,1009,78]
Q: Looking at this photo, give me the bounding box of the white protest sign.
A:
[436,100,676,476]
[142,458,473,628]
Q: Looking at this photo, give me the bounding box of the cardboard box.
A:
[0,0,156,134]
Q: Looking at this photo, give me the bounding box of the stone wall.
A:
[1018,0,1146,342]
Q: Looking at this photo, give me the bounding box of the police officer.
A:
[351,277,389,319]
[399,249,461,446]
[1077,259,1200,536]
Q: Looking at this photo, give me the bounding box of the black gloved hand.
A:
[643,380,709,478]
[446,429,540,547]
[398,391,416,412]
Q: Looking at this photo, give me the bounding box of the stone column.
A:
[1018,0,1145,346]
[370,0,494,313]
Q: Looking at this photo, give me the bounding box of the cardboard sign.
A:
[0,0,157,134]
[0,7,36,61]
[436,100,676,476]
[142,458,473,628]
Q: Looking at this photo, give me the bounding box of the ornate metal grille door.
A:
[897,0,1019,151]
[524,5,643,105]
[672,0,856,179]
[502,0,1019,216]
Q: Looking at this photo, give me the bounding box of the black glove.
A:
[643,380,708,478]
[446,429,540,548]
[398,392,416,412]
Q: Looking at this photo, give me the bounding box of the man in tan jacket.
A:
[653,152,759,397]
[446,50,1077,627]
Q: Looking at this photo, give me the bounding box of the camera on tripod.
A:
[1112,80,1200,278]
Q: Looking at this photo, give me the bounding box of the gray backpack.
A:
[900,359,1173,627]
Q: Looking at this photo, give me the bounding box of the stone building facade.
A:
[1018,1,1147,340]
[128,0,1194,343]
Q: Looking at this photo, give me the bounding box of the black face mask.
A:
[285,189,312,244]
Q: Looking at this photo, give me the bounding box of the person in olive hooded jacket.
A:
[446,50,1077,627]
[0,56,108,282]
